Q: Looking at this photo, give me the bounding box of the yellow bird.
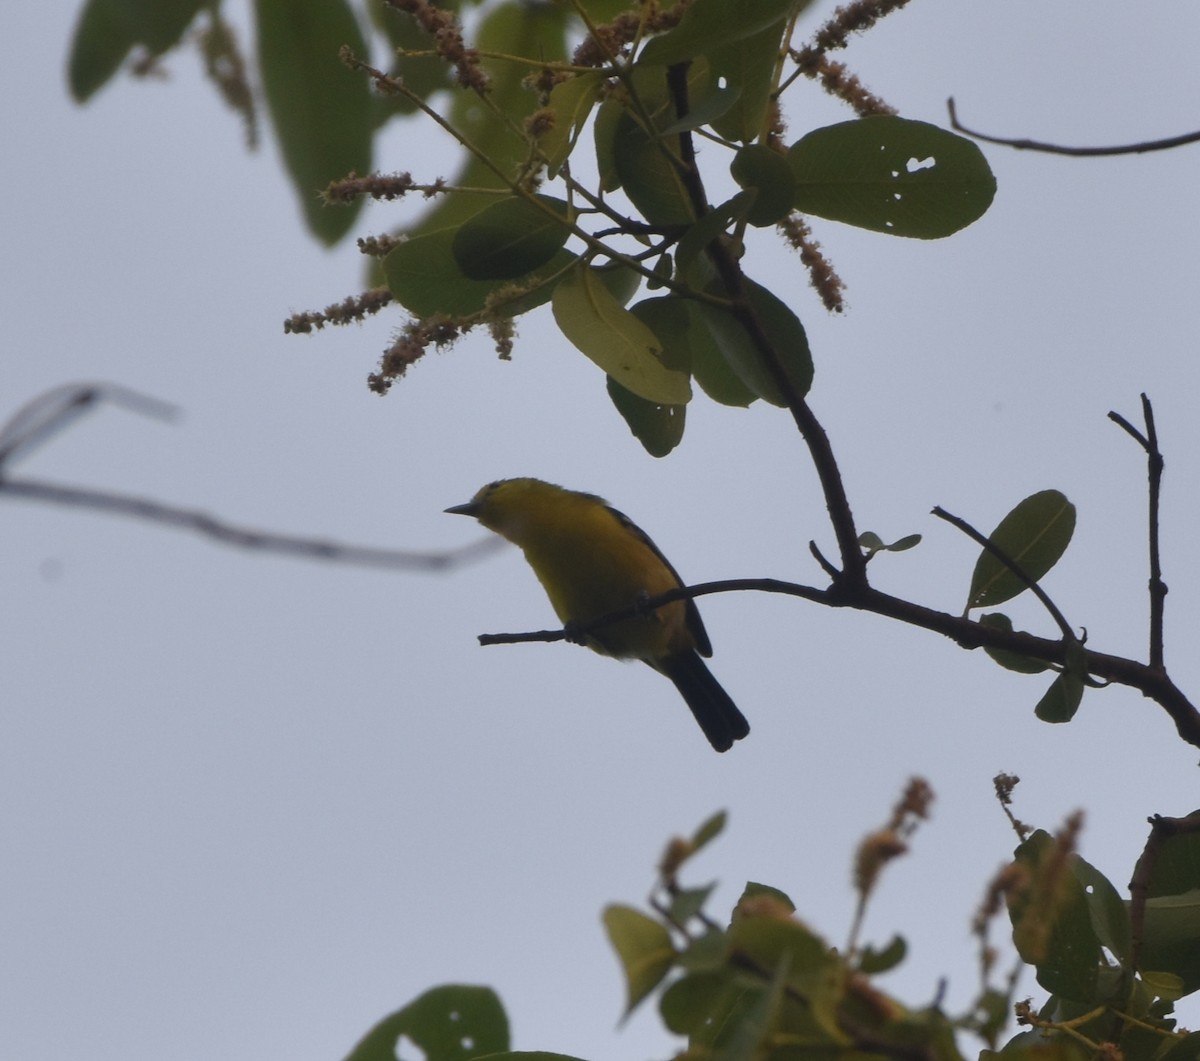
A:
[446,478,749,752]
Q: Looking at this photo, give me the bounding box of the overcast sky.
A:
[4,3,1200,1060]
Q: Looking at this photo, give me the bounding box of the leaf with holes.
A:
[344,984,509,1061]
[789,116,995,238]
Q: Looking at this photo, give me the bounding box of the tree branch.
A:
[475,575,1200,750]
[664,62,867,586]
[947,98,1200,157]
[2,477,500,570]
[1109,395,1167,671]
[0,382,500,572]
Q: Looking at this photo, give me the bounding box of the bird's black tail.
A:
[657,652,750,753]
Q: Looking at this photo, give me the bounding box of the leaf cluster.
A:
[340,0,996,432]
[342,808,1200,1061]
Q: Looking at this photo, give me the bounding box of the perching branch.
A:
[947,98,1200,157]
[0,383,500,572]
[476,559,1200,750]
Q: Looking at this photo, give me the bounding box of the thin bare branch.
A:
[2,477,502,571]
[1111,395,1168,670]
[0,383,499,572]
[0,382,178,469]
[948,98,1200,157]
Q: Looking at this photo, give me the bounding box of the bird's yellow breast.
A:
[473,479,694,661]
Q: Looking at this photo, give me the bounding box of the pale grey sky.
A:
[4,4,1200,1060]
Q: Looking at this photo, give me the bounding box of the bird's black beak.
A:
[444,501,479,516]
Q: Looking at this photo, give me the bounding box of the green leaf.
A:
[859,934,907,974]
[978,613,1051,674]
[739,881,797,912]
[1145,810,1200,898]
[606,377,686,457]
[628,297,695,373]
[68,0,206,101]
[612,110,695,226]
[1034,669,1085,723]
[859,531,884,552]
[861,531,923,560]
[473,1054,591,1061]
[856,1007,963,1061]
[691,809,728,852]
[667,883,717,926]
[1009,831,1102,1002]
[384,227,574,318]
[602,904,676,1015]
[595,262,643,308]
[539,71,604,175]
[68,0,136,102]
[657,86,741,138]
[255,0,372,245]
[967,489,1077,609]
[674,192,754,284]
[730,951,791,1057]
[659,970,737,1036]
[695,277,813,406]
[789,116,996,238]
[726,914,842,1037]
[344,984,509,1061]
[552,262,691,404]
[1072,855,1131,963]
[1158,1030,1200,1060]
[731,144,797,226]
[709,20,791,143]
[677,927,728,972]
[1140,891,1200,997]
[639,0,800,66]
[593,97,624,193]
[451,195,572,281]
[608,297,689,454]
[1138,825,1200,996]
[686,301,759,406]
[648,253,674,289]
